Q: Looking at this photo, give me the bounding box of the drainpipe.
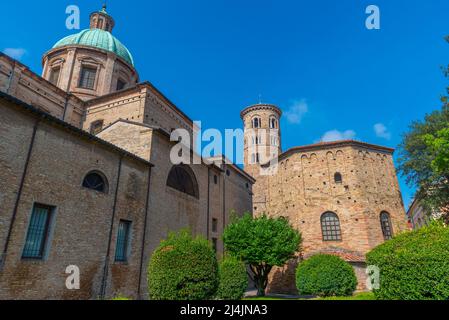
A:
[222,164,226,256]
[206,167,211,240]
[100,156,123,299]
[6,60,17,95]
[62,95,69,122]
[137,166,153,299]
[1,119,39,271]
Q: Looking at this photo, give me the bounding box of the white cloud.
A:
[2,48,26,60]
[374,123,391,140]
[319,130,356,142]
[284,99,308,124]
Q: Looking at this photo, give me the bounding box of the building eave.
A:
[0,91,153,167]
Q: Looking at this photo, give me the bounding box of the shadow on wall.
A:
[266,257,301,295]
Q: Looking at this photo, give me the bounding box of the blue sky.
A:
[1,0,448,208]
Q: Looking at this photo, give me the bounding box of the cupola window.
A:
[79,66,97,90]
[49,67,61,86]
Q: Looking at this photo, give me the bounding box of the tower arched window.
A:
[380,212,393,240]
[83,171,108,193]
[270,118,277,129]
[321,212,342,241]
[334,172,343,184]
[166,165,199,199]
[252,117,261,128]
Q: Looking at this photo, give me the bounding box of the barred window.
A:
[79,66,97,89]
[167,165,199,199]
[321,212,342,241]
[115,220,131,262]
[380,212,393,240]
[22,204,54,259]
[83,171,108,193]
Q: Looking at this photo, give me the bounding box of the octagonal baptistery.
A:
[41,5,139,101]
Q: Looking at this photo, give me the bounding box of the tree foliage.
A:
[367,222,449,300]
[295,254,357,297]
[223,213,302,296]
[398,39,449,219]
[216,256,249,300]
[147,229,218,300]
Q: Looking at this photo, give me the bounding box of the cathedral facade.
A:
[0,7,254,299]
[0,6,408,299]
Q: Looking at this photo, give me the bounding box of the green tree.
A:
[216,256,248,300]
[424,127,449,175]
[223,213,302,297]
[398,38,449,220]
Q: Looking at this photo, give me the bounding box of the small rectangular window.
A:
[49,67,60,86]
[212,218,218,233]
[90,120,104,135]
[22,204,54,259]
[116,79,126,91]
[115,220,131,262]
[212,238,218,253]
[79,67,97,89]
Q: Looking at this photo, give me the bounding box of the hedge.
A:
[366,222,449,300]
[296,254,357,297]
[147,230,219,300]
[216,256,249,300]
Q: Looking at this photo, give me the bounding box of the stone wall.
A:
[97,120,254,298]
[0,53,85,128]
[246,143,408,294]
[0,98,151,299]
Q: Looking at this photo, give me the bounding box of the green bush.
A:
[367,222,449,300]
[296,254,357,297]
[148,230,219,300]
[216,256,249,300]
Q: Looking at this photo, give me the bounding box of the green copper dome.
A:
[52,29,134,66]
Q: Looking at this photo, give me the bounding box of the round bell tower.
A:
[241,103,282,178]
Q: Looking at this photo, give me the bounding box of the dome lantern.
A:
[89,4,115,33]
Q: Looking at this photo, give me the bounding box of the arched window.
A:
[270,118,277,129]
[321,212,342,241]
[83,171,108,193]
[166,165,199,199]
[334,172,343,184]
[380,212,393,240]
[252,117,261,128]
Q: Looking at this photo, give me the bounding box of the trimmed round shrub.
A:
[367,222,449,300]
[216,256,249,300]
[296,254,357,297]
[148,230,218,300]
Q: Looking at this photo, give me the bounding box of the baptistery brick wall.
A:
[258,144,408,294]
